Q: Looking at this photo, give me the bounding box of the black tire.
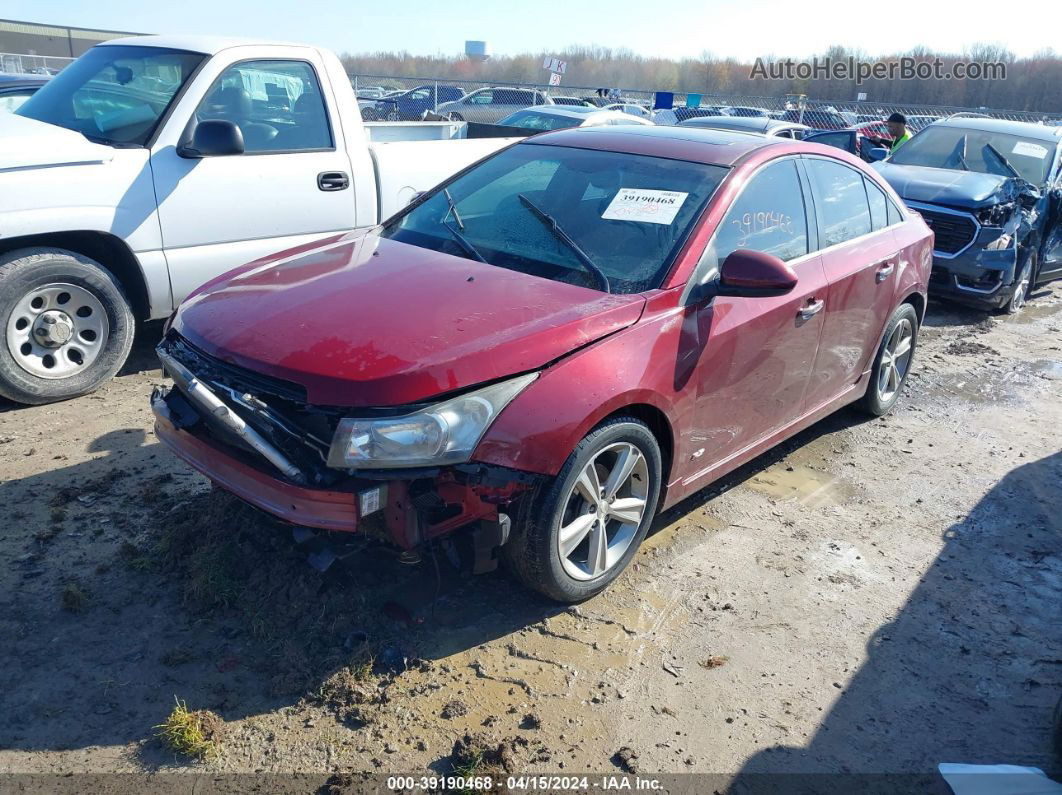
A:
[0,248,135,405]
[857,302,920,417]
[502,417,662,603]
[1002,249,1035,315]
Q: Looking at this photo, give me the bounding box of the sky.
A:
[3,0,1057,61]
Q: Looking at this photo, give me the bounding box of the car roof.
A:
[928,116,1062,140]
[680,116,807,133]
[511,106,601,118]
[523,125,789,166]
[0,74,48,87]
[101,34,306,55]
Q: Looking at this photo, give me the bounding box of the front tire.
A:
[0,248,135,405]
[858,302,919,417]
[1002,250,1034,315]
[503,417,662,603]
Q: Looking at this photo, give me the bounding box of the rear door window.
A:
[805,158,873,247]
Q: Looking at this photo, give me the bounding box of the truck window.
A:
[196,60,332,153]
[16,45,204,145]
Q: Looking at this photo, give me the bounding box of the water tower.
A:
[465,41,490,62]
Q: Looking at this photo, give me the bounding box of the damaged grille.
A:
[158,332,344,486]
[160,333,308,404]
[916,208,977,255]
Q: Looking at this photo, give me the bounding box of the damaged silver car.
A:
[873,118,1062,312]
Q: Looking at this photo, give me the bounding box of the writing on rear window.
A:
[602,189,688,225]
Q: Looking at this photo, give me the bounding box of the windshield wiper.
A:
[437,188,487,262]
[443,188,465,230]
[442,220,488,263]
[517,194,610,293]
[983,142,1021,179]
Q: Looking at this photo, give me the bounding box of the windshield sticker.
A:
[1012,141,1048,159]
[602,189,689,225]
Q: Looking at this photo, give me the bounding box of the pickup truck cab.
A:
[0,35,515,404]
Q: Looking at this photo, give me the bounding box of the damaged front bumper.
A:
[910,199,1034,310]
[151,337,541,570]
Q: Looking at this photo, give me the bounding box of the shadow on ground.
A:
[729,451,1062,793]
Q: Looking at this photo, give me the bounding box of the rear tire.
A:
[0,248,135,405]
[858,302,919,417]
[502,417,662,603]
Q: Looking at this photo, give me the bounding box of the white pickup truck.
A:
[0,35,515,404]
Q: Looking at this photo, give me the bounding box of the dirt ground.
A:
[1,287,1060,790]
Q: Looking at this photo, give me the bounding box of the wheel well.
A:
[0,232,150,320]
[602,403,675,484]
[902,291,926,323]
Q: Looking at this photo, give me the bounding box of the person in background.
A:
[884,112,911,153]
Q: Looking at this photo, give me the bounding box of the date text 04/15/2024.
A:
[386,775,664,791]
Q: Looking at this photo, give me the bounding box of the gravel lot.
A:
[1,289,1060,789]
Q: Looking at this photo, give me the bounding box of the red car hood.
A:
[172,233,645,407]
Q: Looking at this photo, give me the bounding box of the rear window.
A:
[381,143,728,294]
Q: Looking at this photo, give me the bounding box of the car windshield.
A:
[16,45,204,145]
[889,126,1053,185]
[381,143,728,294]
[498,109,593,130]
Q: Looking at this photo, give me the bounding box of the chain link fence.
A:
[351,73,1062,128]
[0,51,73,75]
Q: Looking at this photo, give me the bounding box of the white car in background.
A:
[605,102,651,119]
[496,106,654,130]
[436,86,554,123]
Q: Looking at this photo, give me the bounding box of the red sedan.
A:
[152,126,932,602]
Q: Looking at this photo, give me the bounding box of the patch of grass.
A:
[61,582,87,613]
[155,698,224,760]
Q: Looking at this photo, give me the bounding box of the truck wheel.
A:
[0,248,135,405]
[857,302,919,417]
[1003,251,1034,315]
[503,417,662,603]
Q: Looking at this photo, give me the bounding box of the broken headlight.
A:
[326,373,537,469]
[984,233,1014,251]
[977,202,1015,227]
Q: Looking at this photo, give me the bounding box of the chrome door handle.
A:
[876,262,896,282]
[798,299,825,320]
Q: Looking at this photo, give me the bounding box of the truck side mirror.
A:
[179,120,245,158]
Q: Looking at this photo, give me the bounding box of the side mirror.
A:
[179,119,245,158]
[690,250,798,303]
[866,146,889,162]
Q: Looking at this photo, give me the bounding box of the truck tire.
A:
[502,417,662,603]
[0,248,135,405]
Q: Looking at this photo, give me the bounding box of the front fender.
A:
[473,299,687,477]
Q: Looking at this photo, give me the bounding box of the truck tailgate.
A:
[368,137,519,222]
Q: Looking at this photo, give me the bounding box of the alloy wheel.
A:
[5,283,109,379]
[557,442,649,581]
[876,317,914,403]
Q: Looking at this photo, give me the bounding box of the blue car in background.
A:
[372,84,465,121]
[873,118,1062,313]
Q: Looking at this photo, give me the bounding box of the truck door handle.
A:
[876,262,896,282]
[317,171,349,191]
[798,298,825,320]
